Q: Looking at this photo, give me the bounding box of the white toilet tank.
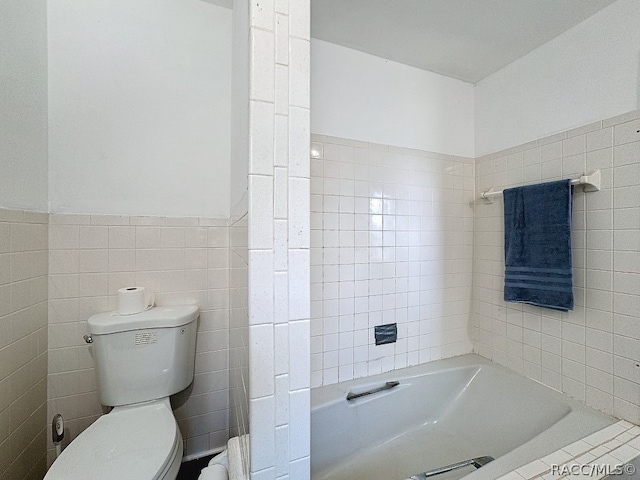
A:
[88,305,199,407]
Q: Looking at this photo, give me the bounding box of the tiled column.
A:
[247,0,311,478]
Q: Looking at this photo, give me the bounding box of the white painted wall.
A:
[48,0,232,217]
[229,0,249,215]
[0,0,48,212]
[311,39,475,158]
[475,0,640,156]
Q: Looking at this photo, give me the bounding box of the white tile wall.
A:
[0,208,48,480]
[47,214,231,465]
[310,135,475,387]
[473,109,640,424]
[246,0,311,477]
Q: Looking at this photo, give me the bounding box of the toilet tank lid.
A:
[88,305,199,335]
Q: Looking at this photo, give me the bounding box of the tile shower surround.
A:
[47,214,232,465]
[0,209,48,480]
[309,134,475,387]
[473,109,640,425]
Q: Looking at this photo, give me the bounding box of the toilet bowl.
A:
[44,305,199,480]
[45,398,182,480]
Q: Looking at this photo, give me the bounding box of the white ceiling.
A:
[311,0,618,83]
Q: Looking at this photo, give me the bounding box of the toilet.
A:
[45,305,199,480]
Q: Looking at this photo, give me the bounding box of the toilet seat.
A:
[45,399,182,480]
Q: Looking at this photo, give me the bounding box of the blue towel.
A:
[503,179,574,311]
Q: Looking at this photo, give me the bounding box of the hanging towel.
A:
[503,179,574,311]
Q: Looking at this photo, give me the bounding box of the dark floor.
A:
[177,454,215,480]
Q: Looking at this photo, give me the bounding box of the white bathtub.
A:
[311,354,614,480]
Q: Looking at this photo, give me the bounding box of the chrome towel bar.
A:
[346,381,399,401]
[481,169,601,203]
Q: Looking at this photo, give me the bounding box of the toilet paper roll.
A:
[117,287,155,315]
